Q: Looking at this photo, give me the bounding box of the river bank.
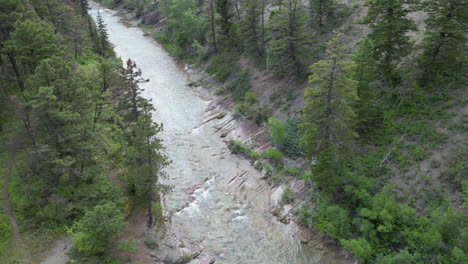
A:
[89,2,353,263]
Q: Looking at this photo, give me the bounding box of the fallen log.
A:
[379,134,407,167]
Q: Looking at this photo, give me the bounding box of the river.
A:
[89,2,350,264]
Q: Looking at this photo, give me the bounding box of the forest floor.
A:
[3,137,19,245]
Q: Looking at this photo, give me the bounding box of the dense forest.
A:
[0,0,169,263]
[0,0,467,263]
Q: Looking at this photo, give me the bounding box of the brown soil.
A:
[117,208,156,264]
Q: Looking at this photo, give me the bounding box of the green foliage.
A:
[70,202,125,258]
[441,144,467,191]
[418,0,467,85]
[233,91,268,124]
[207,52,239,81]
[352,38,382,135]
[215,0,238,50]
[362,0,416,84]
[117,238,137,254]
[281,186,295,204]
[301,34,357,191]
[4,19,61,75]
[181,253,194,263]
[268,0,315,76]
[268,117,287,147]
[144,234,158,249]
[316,199,351,240]
[310,0,338,29]
[160,0,205,59]
[229,139,248,155]
[226,71,251,101]
[0,215,12,254]
[263,148,283,161]
[341,238,373,262]
[239,0,264,57]
[282,117,304,158]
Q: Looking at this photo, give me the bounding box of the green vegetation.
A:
[1,0,466,263]
[0,0,169,262]
[136,0,467,261]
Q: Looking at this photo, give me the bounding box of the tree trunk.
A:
[6,53,25,93]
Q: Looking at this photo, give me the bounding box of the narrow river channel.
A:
[90,2,349,263]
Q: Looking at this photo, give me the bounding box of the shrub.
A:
[285,167,301,177]
[144,234,157,249]
[316,200,351,240]
[226,71,251,101]
[70,202,125,258]
[442,145,467,191]
[264,148,283,161]
[341,238,374,262]
[181,253,193,263]
[268,117,287,147]
[207,52,239,81]
[282,116,304,158]
[281,186,295,204]
[229,139,247,154]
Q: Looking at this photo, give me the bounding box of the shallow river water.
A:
[90,3,350,264]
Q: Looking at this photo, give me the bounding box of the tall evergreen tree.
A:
[126,102,169,227]
[215,0,237,49]
[4,19,61,82]
[79,0,90,16]
[240,0,262,56]
[301,34,358,191]
[418,0,467,85]
[205,0,218,52]
[20,57,101,223]
[95,11,113,57]
[119,59,148,121]
[0,0,25,91]
[267,0,314,76]
[362,0,416,85]
[311,0,337,29]
[352,37,380,133]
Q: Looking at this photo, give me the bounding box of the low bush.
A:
[207,52,239,81]
[281,186,295,204]
[263,148,283,161]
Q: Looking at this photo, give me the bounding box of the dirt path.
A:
[3,137,20,244]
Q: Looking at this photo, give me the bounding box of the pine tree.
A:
[119,59,149,121]
[240,0,262,56]
[70,202,125,257]
[95,11,113,57]
[204,0,218,52]
[267,0,314,76]
[0,0,25,91]
[0,0,24,44]
[362,0,416,85]
[215,0,237,49]
[26,57,99,185]
[79,0,89,16]
[126,102,169,227]
[20,57,101,223]
[418,0,467,85]
[163,0,204,53]
[311,0,337,29]
[4,19,61,77]
[352,37,380,133]
[301,34,358,191]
